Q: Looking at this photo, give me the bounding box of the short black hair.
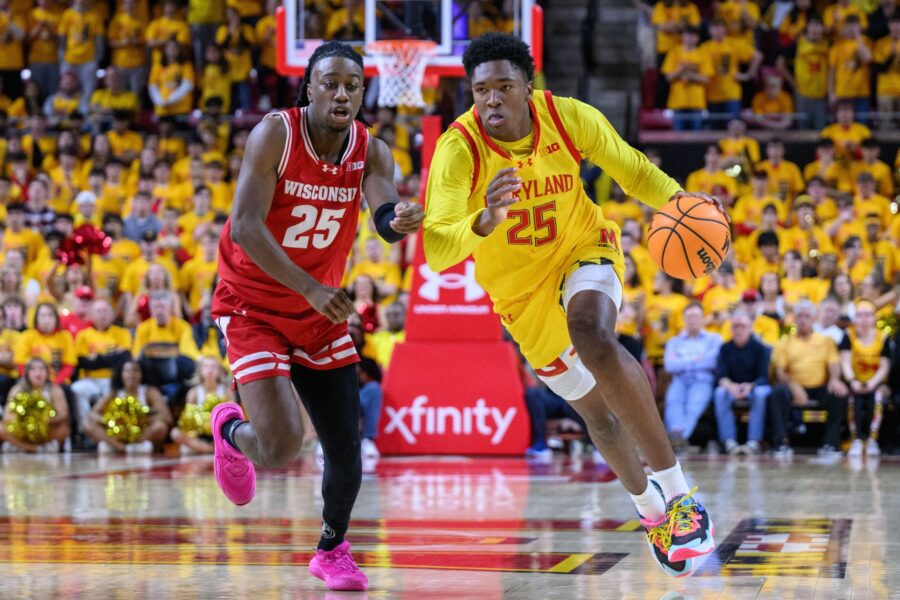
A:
[757,231,779,248]
[295,41,366,123]
[462,32,535,82]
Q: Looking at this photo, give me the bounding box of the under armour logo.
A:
[322,164,339,175]
[418,260,485,302]
[516,157,534,169]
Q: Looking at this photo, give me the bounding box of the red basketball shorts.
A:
[214,310,359,385]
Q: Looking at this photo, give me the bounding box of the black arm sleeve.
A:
[374,202,405,243]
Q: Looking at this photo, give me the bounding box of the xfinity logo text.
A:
[384,396,517,445]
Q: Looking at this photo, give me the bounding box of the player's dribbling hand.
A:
[305,284,355,324]
[475,168,521,236]
[672,190,731,223]
[390,201,425,234]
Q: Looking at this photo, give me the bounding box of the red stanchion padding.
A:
[380,340,528,455]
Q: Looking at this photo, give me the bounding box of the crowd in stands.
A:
[0,0,435,458]
[641,0,900,130]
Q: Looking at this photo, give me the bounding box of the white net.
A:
[366,40,437,108]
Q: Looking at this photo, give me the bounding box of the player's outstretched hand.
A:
[672,190,731,223]
[474,168,521,236]
[305,284,355,324]
[390,201,425,234]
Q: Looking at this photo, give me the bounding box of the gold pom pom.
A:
[102,395,150,443]
[6,390,56,444]
[177,394,226,437]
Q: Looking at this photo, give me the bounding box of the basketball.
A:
[647,196,731,280]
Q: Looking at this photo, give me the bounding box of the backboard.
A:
[276,0,543,78]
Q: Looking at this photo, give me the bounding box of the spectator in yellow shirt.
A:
[780,196,835,259]
[767,299,848,454]
[820,102,872,160]
[758,138,805,200]
[742,230,782,290]
[149,40,195,117]
[364,301,406,369]
[732,169,787,232]
[716,0,759,48]
[15,303,76,384]
[107,111,143,165]
[702,19,762,125]
[70,298,132,427]
[826,193,867,247]
[58,0,105,112]
[874,17,900,129]
[750,74,794,130]
[216,5,255,110]
[662,27,714,130]
[4,203,44,265]
[376,124,413,183]
[255,0,286,107]
[347,238,402,302]
[718,117,760,165]
[828,16,873,120]
[853,172,892,228]
[107,0,146,95]
[839,235,874,285]
[27,0,60,96]
[787,17,830,130]
[0,0,26,99]
[43,71,82,118]
[823,0,868,36]
[88,68,140,127]
[199,44,232,114]
[862,216,895,282]
[803,138,853,194]
[853,139,894,197]
[179,231,219,320]
[685,144,739,204]
[133,291,199,401]
[146,0,191,66]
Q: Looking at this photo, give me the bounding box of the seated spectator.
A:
[149,40,195,118]
[348,238,402,302]
[750,74,794,130]
[702,19,761,126]
[351,275,382,334]
[125,263,183,328]
[718,118,761,165]
[523,381,588,460]
[60,285,94,336]
[767,300,849,455]
[781,197,836,261]
[662,27,713,131]
[715,311,770,454]
[123,193,162,243]
[171,355,234,455]
[120,231,179,304]
[743,231,782,291]
[830,270,857,318]
[732,170,786,233]
[757,138,804,200]
[853,172,891,229]
[0,357,68,453]
[701,262,740,333]
[826,15,872,123]
[14,302,76,385]
[644,272,688,369]
[71,298,132,433]
[839,300,889,457]
[854,139,894,197]
[874,17,900,129]
[759,271,786,323]
[107,111,142,165]
[83,360,172,454]
[358,358,383,459]
[733,203,781,265]
[43,71,81,118]
[365,301,406,369]
[132,291,199,403]
[4,203,44,265]
[721,290,782,347]
[376,124,412,183]
[179,231,219,320]
[803,139,852,193]
[841,232,874,286]
[663,302,722,451]
[685,145,738,201]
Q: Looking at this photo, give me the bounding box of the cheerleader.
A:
[0,358,69,453]
[84,360,172,454]
[171,355,234,454]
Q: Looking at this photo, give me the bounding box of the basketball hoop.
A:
[365,40,437,108]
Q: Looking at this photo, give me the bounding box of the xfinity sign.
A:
[384,395,517,445]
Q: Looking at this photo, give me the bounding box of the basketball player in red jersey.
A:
[209,42,423,591]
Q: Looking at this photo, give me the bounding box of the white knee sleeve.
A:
[563,264,623,312]
[535,347,597,401]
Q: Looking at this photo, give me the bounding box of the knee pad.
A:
[563,264,623,312]
[536,348,597,401]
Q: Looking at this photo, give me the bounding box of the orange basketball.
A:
[646,196,731,280]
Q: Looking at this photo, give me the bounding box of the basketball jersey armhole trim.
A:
[450,122,481,197]
[543,91,582,165]
[274,111,292,180]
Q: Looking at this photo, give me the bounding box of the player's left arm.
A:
[363,137,424,242]
[556,97,728,217]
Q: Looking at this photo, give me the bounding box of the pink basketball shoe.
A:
[210,402,256,506]
[309,541,369,591]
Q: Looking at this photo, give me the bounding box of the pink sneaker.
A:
[211,402,256,506]
[309,541,368,591]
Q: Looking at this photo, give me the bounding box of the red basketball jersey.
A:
[215,107,368,316]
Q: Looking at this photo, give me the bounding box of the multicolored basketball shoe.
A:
[665,487,716,562]
[640,481,697,578]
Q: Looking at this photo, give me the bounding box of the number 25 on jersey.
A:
[282,206,346,249]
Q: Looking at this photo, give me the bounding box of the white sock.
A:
[653,462,690,503]
[630,478,666,522]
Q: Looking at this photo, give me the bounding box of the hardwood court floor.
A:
[0,451,896,599]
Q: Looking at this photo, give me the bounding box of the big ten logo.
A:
[597,228,619,251]
[538,142,560,157]
[417,261,486,304]
[387,469,517,514]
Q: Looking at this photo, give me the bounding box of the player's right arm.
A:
[229,116,354,324]
[422,131,520,272]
